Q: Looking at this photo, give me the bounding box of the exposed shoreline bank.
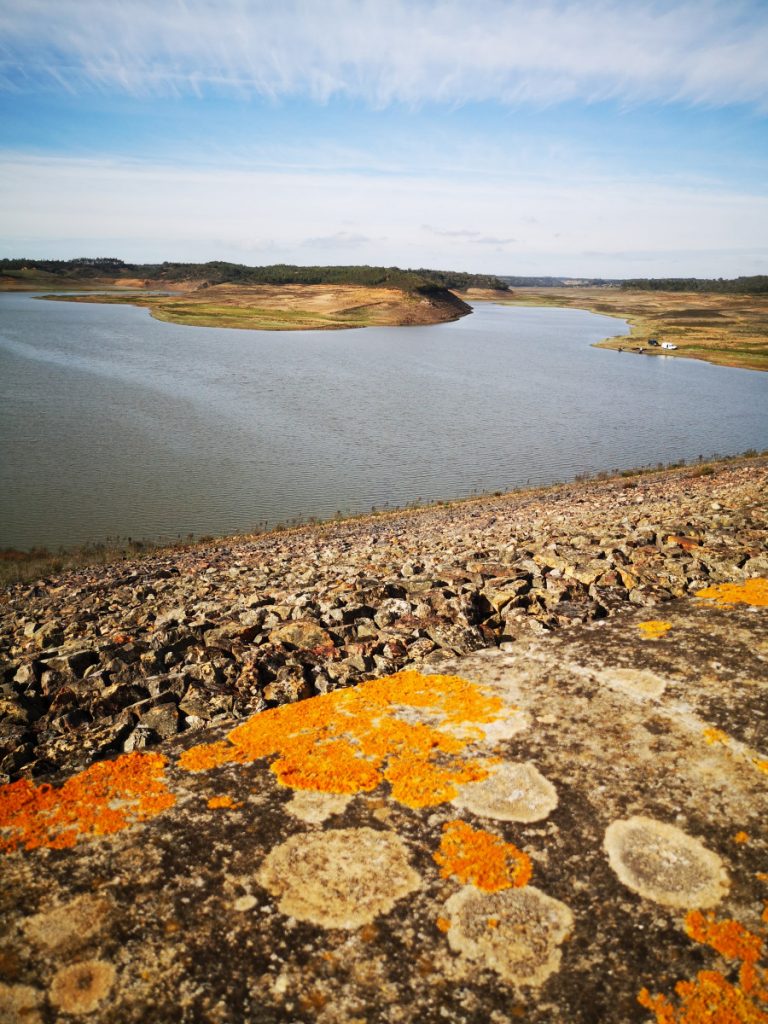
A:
[6,278,473,332]
[2,452,764,584]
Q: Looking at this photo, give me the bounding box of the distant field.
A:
[35,281,470,330]
[460,287,768,372]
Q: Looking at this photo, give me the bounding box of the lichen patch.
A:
[22,893,113,953]
[179,670,505,809]
[472,712,530,744]
[638,908,768,1023]
[207,795,242,809]
[434,820,532,891]
[638,620,673,639]
[704,727,730,746]
[640,971,768,1023]
[257,827,421,929]
[604,816,729,908]
[695,578,768,607]
[286,791,352,824]
[0,982,42,1024]
[0,751,175,853]
[452,762,558,823]
[441,885,573,986]
[48,960,116,1016]
[595,666,668,700]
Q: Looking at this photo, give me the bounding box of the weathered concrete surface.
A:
[1,583,766,1023]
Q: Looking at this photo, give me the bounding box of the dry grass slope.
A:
[38,282,470,331]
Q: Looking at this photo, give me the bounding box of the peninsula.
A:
[0,260,502,330]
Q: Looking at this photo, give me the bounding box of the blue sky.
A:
[1,0,767,277]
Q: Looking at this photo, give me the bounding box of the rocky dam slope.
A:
[1,457,766,784]
[0,457,766,1022]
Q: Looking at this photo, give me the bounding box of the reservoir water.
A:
[1,292,766,551]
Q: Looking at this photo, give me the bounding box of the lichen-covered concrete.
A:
[0,584,765,1023]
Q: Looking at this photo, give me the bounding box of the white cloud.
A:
[302,231,374,249]
[1,0,767,108]
[2,152,767,277]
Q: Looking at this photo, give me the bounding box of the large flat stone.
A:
[0,586,766,1023]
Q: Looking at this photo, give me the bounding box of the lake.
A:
[1,292,766,551]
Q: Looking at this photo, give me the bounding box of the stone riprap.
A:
[0,458,766,784]
[0,583,766,1022]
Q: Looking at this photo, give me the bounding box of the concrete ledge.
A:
[0,583,766,1022]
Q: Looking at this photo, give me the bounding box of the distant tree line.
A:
[620,276,768,294]
[0,258,510,293]
[501,276,621,287]
[0,257,128,277]
[5,260,766,294]
[409,268,511,291]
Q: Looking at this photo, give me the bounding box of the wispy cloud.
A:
[475,236,518,246]
[2,152,767,277]
[424,226,517,245]
[423,227,483,239]
[302,231,374,249]
[1,0,767,109]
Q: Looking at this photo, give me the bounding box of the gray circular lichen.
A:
[0,983,43,1024]
[452,762,558,822]
[595,667,668,699]
[442,885,573,986]
[48,960,116,1015]
[23,893,113,953]
[286,790,351,824]
[257,827,421,928]
[604,815,729,908]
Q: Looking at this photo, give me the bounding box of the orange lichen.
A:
[433,819,533,892]
[436,917,451,933]
[178,671,505,809]
[734,832,750,845]
[695,579,768,607]
[638,910,768,1022]
[685,912,763,971]
[0,752,175,854]
[638,620,673,639]
[667,536,702,551]
[207,795,241,809]
[753,761,768,775]
[704,728,730,746]
[639,973,768,1024]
